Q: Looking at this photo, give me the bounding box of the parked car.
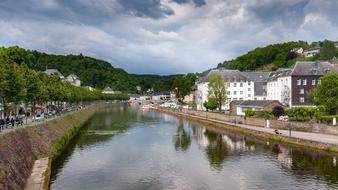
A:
[35,113,45,121]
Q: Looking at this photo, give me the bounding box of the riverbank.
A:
[157,108,338,153]
[0,103,116,190]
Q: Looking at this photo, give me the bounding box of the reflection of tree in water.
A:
[51,106,136,184]
[290,150,338,186]
[204,130,228,170]
[174,119,191,152]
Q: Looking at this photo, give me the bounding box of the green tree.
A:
[311,73,338,114]
[172,76,190,101]
[319,40,336,60]
[208,75,227,111]
[203,98,218,111]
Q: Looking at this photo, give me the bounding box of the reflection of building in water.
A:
[192,126,256,154]
[193,127,209,149]
[277,145,293,169]
[222,135,255,153]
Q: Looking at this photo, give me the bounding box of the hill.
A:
[217,40,338,71]
[0,46,179,93]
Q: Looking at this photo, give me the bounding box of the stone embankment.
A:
[158,108,338,152]
[0,103,110,190]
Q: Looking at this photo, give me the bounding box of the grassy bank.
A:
[158,109,338,154]
[0,103,114,190]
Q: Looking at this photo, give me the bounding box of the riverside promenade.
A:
[159,108,338,147]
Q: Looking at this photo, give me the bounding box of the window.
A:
[239,98,243,100]
[233,91,237,95]
[248,88,251,91]
[227,83,230,87]
[248,94,251,97]
[318,79,321,84]
[227,98,231,102]
[303,79,307,85]
[312,80,316,85]
[233,98,237,100]
[240,83,243,87]
[297,79,301,85]
[227,91,230,95]
[240,91,243,95]
[234,83,237,87]
[300,89,304,94]
[248,81,251,85]
[300,97,305,103]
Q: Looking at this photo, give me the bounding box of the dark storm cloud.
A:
[172,0,206,7]
[116,0,174,19]
[0,0,337,74]
[249,0,310,27]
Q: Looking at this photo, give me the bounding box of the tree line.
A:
[0,48,128,117]
[217,40,338,71]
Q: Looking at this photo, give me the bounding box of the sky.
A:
[0,0,338,74]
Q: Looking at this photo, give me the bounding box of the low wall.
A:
[169,108,337,135]
[0,103,110,190]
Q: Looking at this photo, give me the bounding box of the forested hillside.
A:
[0,46,179,93]
[33,52,137,92]
[218,40,338,71]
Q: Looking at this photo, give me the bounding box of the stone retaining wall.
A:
[167,108,337,135]
[0,104,111,190]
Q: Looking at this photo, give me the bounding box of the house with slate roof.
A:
[195,69,255,111]
[43,69,65,80]
[267,61,338,107]
[229,100,284,116]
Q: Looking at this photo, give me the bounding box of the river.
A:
[50,105,338,190]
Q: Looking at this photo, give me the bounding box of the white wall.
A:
[195,80,255,111]
[267,76,291,106]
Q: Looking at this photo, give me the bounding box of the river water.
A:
[50,106,338,190]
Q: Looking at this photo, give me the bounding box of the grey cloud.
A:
[172,0,206,7]
[249,0,310,27]
[116,0,174,19]
[0,0,338,74]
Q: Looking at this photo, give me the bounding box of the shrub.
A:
[203,98,218,111]
[258,109,273,119]
[272,106,285,118]
[319,115,338,125]
[244,109,256,117]
[286,107,322,121]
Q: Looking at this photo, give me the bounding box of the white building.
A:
[195,69,255,111]
[291,47,304,55]
[242,72,270,100]
[66,74,81,87]
[44,69,65,80]
[266,68,292,106]
[303,47,320,57]
[266,62,338,107]
[102,87,114,94]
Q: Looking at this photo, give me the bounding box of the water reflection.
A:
[50,107,338,190]
[173,119,191,151]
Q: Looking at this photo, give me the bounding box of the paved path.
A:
[175,111,338,146]
[0,111,77,136]
[24,157,49,190]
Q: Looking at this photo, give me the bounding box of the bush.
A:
[320,115,338,125]
[272,106,285,118]
[203,98,218,111]
[244,109,256,117]
[258,109,273,119]
[286,107,322,121]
